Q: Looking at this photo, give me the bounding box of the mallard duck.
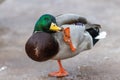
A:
[25,14,103,77]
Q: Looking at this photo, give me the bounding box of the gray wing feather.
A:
[56,14,101,29]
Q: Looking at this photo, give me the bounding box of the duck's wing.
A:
[56,14,101,29]
[56,14,87,26]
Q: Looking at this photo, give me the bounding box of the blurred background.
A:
[0,0,120,80]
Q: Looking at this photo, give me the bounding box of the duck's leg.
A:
[49,60,69,77]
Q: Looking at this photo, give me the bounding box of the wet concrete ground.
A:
[0,0,120,80]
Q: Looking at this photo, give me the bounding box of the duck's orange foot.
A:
[63,27,76,52]
[48,70,69,77]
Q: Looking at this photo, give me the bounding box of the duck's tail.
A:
[86,24,101,45]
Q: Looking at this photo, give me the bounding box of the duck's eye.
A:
[44,18,49,21]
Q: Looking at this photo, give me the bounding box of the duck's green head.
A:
[34,14,62,33]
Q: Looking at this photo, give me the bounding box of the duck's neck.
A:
[33,26,56,35]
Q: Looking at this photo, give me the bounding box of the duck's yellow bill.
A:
[49,23,62,32]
